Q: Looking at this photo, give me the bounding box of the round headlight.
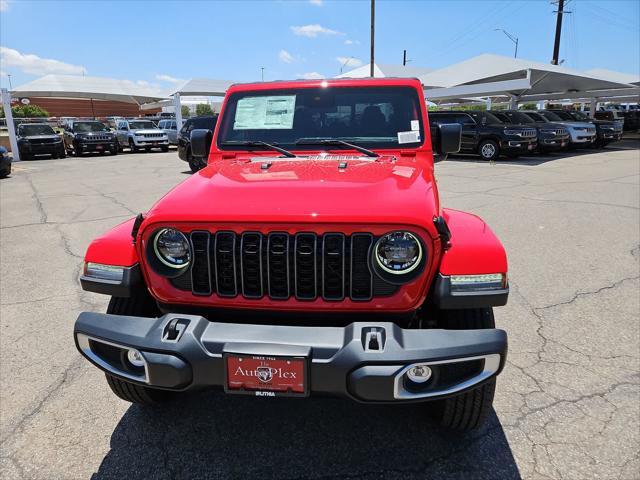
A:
[153,228,191,268]
[374,231,422,275]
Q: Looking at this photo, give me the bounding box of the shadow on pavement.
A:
[92,390,520,480]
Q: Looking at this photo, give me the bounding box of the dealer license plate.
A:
[528,144,535,150]
[96,145,103,150]
[225,354,307,397]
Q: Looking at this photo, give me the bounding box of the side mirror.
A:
[191,129,213,158]
[431,123,461,162]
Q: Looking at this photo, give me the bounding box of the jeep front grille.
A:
[173,231,387,301]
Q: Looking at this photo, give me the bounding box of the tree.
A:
[0,104,50,118]
[195,103,214,116]
[181,105,190,118]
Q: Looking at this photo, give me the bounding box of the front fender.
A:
[84,218,139,267]
[433,209,508,309]
[439,208,507,275]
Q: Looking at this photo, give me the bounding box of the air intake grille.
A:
[171,231,393,301]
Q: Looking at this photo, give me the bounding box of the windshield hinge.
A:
[131,213,144,243]
[433,216,451,251]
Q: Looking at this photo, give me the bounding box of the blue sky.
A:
[1,0,638,92]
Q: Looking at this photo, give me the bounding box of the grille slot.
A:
[294,233,317,300]
[240,232,263,298]
[190,231,211,295]
[214,232,237,297]
[322,233,345,300]
[350,233,374,300]
[267,233,290,299]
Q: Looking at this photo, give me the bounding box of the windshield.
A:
[569,111,589,121]
[74,122,107,133]
[540,111,563,122]
[218,86,424,151]
[506,112,535,124]
[550,111,574,121]
[19,124,55,136]
[128,121,155,130]
[468,111,504,124]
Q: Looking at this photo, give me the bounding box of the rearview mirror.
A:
[191,129,213,159]
[431,123,462,162]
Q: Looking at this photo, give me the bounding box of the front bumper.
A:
[19,142,64,155]
[74,312,507,403]
[133,137,169,147]
[568,131,596,143]
[78,141,118,152]
[501,138,537,153]
[598,130,623,142]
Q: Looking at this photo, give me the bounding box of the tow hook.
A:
[363,327,386,352]
[162,318,189,343]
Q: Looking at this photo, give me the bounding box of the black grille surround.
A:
[169,231,399,301]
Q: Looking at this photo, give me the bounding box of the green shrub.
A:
[0,104,50,118]
[196,103,214,116]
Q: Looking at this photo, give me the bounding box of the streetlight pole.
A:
[370,0,375,77]
[261,67,265,82]
[495,28,519,58]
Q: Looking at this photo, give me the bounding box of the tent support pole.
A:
[174,93,183,130]
[1,88,20,161]
[589,98,597,118]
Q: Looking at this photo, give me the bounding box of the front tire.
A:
[103,292,175,405]
[478,139,500,161]
[128,139,138,153]
[429,308,497,431]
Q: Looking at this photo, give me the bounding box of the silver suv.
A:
[158,119,179,145]
[115,119,169,152]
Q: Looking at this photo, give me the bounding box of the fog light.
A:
[127,349,146,368]
[406,364,432,384]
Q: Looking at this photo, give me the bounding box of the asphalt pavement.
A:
[0,142,638,480]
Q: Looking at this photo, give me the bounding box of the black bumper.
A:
[501,138,537,154]
[78,141,118,152]
[74,312,507,403]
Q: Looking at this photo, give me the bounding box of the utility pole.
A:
[551,0,567,65]
[494,29,519,58]
[261,67,265,82]
[370,0,375,77]
[403,50,407,66]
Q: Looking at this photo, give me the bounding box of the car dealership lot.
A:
[0,144,638,479]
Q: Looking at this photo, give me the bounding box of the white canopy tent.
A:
[10,74,168,105]
[337,63,433,79]
[420,54,639,111]
[169,78,235,128]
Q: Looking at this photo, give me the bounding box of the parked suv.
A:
[158,119,179,145]
[115,119,169,153]
[429,110,537,161]
[74,78,508,432]
[177,115,218,172]
[63,120,118,156]
[16,123,66,160]
[546,110,621,148]
[491,110,569,153]
[536,111,596,147]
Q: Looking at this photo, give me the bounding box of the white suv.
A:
[115,119,169,152]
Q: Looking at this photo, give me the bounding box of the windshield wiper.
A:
[295,138,379,158]
[221,140,296,158]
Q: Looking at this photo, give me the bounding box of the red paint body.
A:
[83,78,508,312]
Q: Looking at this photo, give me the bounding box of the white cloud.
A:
[344,39,360,45]
[155,74,186,85]
[0,46,87,76]
[336,57,363,68]
[309,0,323,5]
[278,49,294,64]
[291,24,343,38]
[298,72,324,79]
[0,1,9,12]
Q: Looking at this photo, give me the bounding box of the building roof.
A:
[11,74,168,104]
[584,69,640,86]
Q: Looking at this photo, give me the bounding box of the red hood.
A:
[145,155,439,230]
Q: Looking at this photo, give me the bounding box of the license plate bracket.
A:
[224,353,308,397]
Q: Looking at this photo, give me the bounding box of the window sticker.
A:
[234,95,297,130]
[397,130,421,144]
[411,120,420,131]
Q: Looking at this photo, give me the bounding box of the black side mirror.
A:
[191,129,213,158]
[431,123,462,162]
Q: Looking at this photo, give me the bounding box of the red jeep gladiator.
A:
[74,78,508,431]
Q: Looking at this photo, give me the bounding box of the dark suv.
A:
[545,110,622,148]
[63,120,118,156]
[429,111,537,161]
[16,123,66,160]
[177,115,218,172]
[491,110,569,153]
